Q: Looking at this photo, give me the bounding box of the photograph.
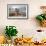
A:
[7,4,28,19]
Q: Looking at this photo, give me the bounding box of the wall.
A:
[0,0,46,41]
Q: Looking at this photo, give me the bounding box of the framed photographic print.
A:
[7,4,28,19]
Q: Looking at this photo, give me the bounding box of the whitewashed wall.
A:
[0,0,46,41]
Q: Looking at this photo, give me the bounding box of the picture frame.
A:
[7,4,28,19]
